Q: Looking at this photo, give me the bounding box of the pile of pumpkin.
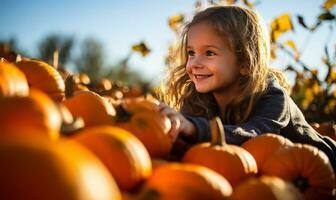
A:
[0,57,335,200]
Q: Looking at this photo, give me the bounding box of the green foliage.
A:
[38,34,74,66]
[75,38,105,80]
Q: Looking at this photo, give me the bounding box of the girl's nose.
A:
[187,56,204,69]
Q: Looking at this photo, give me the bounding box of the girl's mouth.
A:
[194,74,212,80]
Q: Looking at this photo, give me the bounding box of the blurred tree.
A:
[0,37,29,61]
[75,38,105,80]
[38,34,74,66]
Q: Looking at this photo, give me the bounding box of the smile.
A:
[194,74,212,80]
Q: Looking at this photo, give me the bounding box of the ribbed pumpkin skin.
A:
[118,111,172,158]
[231,176,304,200]
[72,126,152,191]
[183,117,258,187]
[242,133,294,169]
[0,89,61,140]
[0,61,29,97]
[183,143,258,187]
[16,60,65,101]
[117,98,172,158]
[144,163,232,200]
[261,144,335,200]
[63,91,115,127]
[0,138,121,200]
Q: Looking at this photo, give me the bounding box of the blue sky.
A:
[0,0,334,84]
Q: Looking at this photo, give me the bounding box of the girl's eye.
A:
[187,50,195,56]
[206,50,216,56]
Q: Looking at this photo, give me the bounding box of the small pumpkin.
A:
[116,100,172,158]
[0,89,61,140]
[122,96,160,113]
[90,78,113,92]
[142,163,232,200]
[72,126,152,191]
[73,72,91,85]
[261,143,336,200]
[56,103,84,136]
[231,176,303,200]
[0,61,29,97]
[16,60,65,101]
[0,137,121,200]
[183,117,258,187]
[242,133,294,169]
[63,90,115,127]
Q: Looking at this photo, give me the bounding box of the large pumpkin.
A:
[72,126,152,191]
[0,61,29,97]
[0,137,121,200]
[116,98,172,158]
[16,60,65,101]
[261,144,335,200]
[242,133,294,169]
[63,90,115,127]
[183,117,258,187]
[142,163,232,200]
[231,176,303,200]
[0,89,61,140]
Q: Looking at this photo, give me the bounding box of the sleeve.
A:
[181,86,291,145]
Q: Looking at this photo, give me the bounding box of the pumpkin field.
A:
[0,0,335,199]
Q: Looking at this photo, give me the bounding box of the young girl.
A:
[158,5,336,171]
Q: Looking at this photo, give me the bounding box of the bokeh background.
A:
[1,0,335,122]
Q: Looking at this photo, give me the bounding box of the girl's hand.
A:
[157,102,196,142]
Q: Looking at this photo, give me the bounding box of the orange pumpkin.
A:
[72,126,152,191]
[0,89,61,140]
[0,61,29,97]
[142,163,232,200]
[183,117,258,187]
[90,78,113,92]
[261,144,335,200]
[73,72,91,85]
[0,137,121,200]
[56,103,84,136]
[16,60,65,101]
[151,159,169,170]
[117,104,172,158]
[242,133,294,169]
[122,96,160,113]
[63,90,115,127]
[231,176,303,200]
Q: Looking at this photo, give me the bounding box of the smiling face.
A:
[186,22,244,94]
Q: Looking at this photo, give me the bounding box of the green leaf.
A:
[318,12,335,21]
[132,41,151,57]
[297,15,309,29]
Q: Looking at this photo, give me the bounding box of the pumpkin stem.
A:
[293,176,310,192]
[53,49,59,69]
[115,104,133,123]
[65,75,75,98]
[60,117,85,136]
[210,116,226,146]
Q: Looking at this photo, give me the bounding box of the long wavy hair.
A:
[163,5,290,124]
